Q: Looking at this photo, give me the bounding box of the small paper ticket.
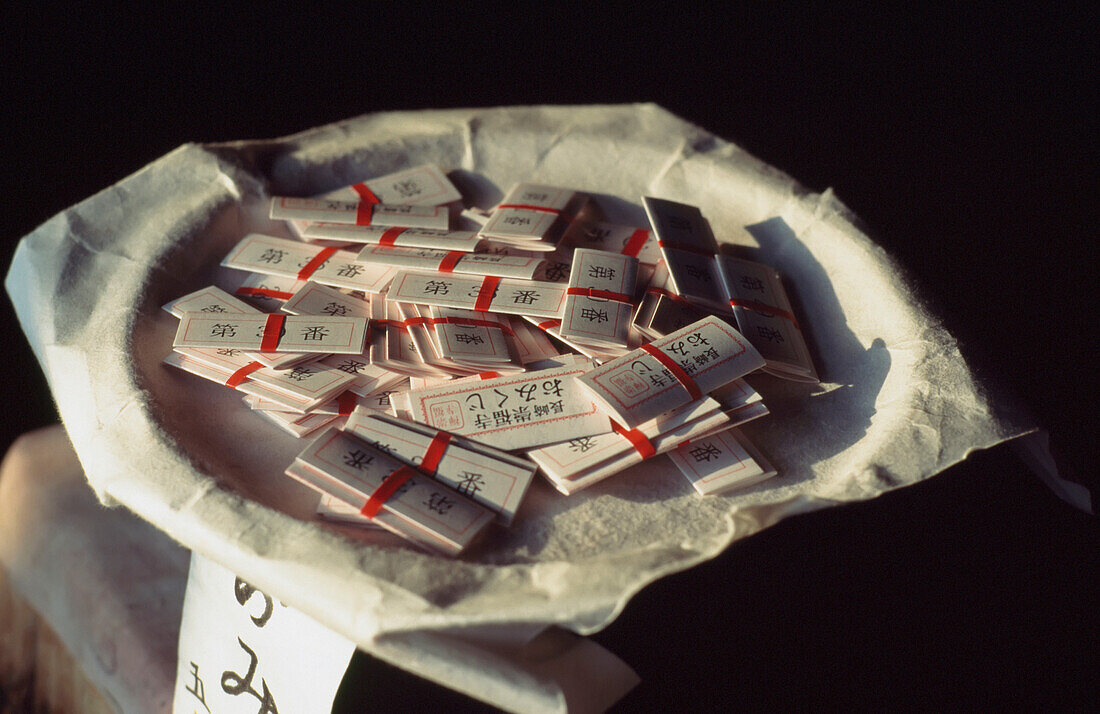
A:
[716,255,818,383]
[280,281,371,319]
[427,306,517,365]
[403,364,606,450]
[558,248,638,348]
[292,427,493,555]
[177,347,355,404]
[565,221,660,266]
[387,270,569,320]
[164,352,317,413]
[641,197,728,311]
[234,271,308,307]
[222,234,397,293]
[536,406,733,496]
[302,224,481,251]
[162,285,256,318]
[344,411,537,525]
[479,184,581,244]
[318,164,462,206]
[575,316,765,427]
[508,319,560,364]
[668,427,777,495]
[174,313,368,354]
[355,244,544,279]
[254,406,342,439]
[270,197,449,229]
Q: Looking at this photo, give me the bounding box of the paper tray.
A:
[5,104,1034,648]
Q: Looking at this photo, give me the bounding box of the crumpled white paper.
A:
[6,104,1038,703]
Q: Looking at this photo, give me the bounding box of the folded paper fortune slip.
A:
[5,105,1042,711]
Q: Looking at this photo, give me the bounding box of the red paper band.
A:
[361,465,417,519]
[225,361,263,388]
[437,251,464,273]
[419,431,452,475]
[621,228,650,257]
[355,201,374,226]
[611,420,656,459]
[477,371,502,380]
[337,391,358,416]
[259,314,285,352]
[566,287,634,304]
[657,240,715,259]
[403,316,431,329]
[236,287,294,300]
[645,287,692,305]
[350,183,381,204]
[537,319,561,330]
[296,246,339,280]
[374,319,409,332]
[436,316,514,336]
[729,299,800,328]
[639,343,702,400]
[496,203,563,215]
[378,226,406,247]
[473,276,500,312]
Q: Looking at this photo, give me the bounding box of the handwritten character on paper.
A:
[221,638,278,714]
[301,325,330,341]
[580,307,608,323]
[423,280,452,295]
[423,492,456,515]
[287,366,315,382]
[211,323,238,338]
[336,264,364,278]
[336,358,367,374]
[587,265,616,280]
[258,249,287,264]
[511,289,540,305]
[184,661,210,713]
[740,275,765,293]
[233,577,274,629]
[343,449,374,471]
[322,302,350,316]
[201,304,227,313]
[689,443,722,463]
[455,471,485,497]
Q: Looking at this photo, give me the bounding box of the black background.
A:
[1,5,1095,711]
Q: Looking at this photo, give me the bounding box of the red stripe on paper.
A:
[537,319,561,330]
[337,391,358,415]
[645,287,692,304]
[611,420,656,459]
[477,371,502,380]
[378,226,405,247]
[436,316,514,335]
[225,361,263,388]
[355,201,374,226]
[259,314,285,352]
[361,465,417,519]
[566,287,634,304]
[473,276,500,312]
[639,342,702,400]
[496,203,562,215]
[729,299,799,328]
[437,251,464,273]
[296,246,339,280]
[351,183,381,204]
[419,431,452,475]
[621,228,650,257]
[236,287,294,300]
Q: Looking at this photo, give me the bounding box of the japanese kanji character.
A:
[393,179,423,197]
[492,409,512,427]
[423,492,455,514]
[740,275,765,292]
[683,264,711,282]
[210,323,238,338]
[584,226,611,243]
[504,216,531,226]
[343,449,373,470]
[201,304,227,313]
[455,333,483,345]
[548,400,564,414]
[587,265,616,280]
[511,406,532,423]
[580,308,608,323]
[322,301,350,316]
[568,437,596,453]
[336,359,367,374]
[336,263,364,278]
[301,325,330,341]
[423,280,451,295]
[217,348,242,356]
[541,261,570,282]
[258,249,287,264]
[473,413,493,430]
[689,443,722,462]
[511,289,540,305]
[667,341,688,357]
[686,332,711,348]
[185,662,210,713]
[287,366,315,382]
[455,471,485,497]
[515,384,538,402]
[756,326,784,342]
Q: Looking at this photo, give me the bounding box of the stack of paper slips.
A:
[161,163,823,555]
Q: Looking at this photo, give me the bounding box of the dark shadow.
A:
[446,170,503,210]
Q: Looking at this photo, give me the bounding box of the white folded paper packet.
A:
[5,105,1046,705]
